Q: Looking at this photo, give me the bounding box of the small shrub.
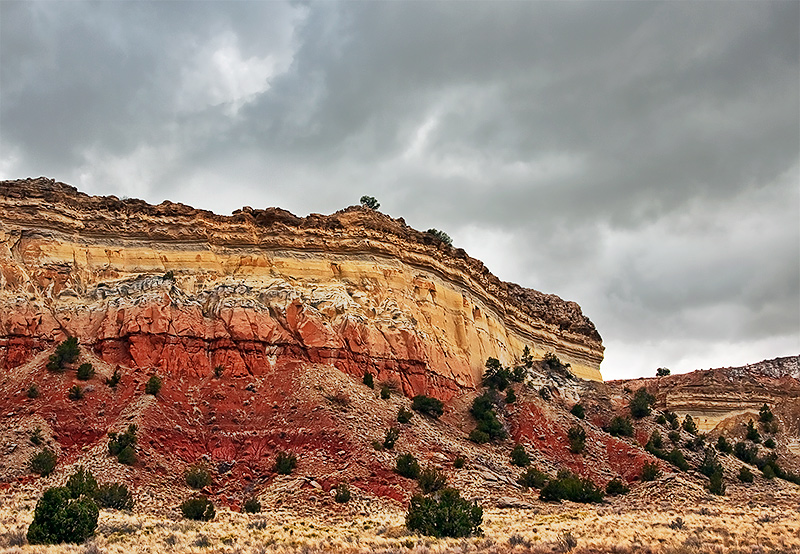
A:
[145,375,162,395]
[510,444,530,467]
[26,487,98,544]
[539,386,551,400]
[180,497,215,521]
[685,434,706,451]
[738,466,754,483]
[669,517,685,530]
[117,446,137,466]
[668,430,681,444]
[426,228,453,247]
[605,478,629,496]
[656,367,671,377]
[664,411,679,429]
[539,470,603,503]
[362,372,374,388]
[666,448,689,471]
[518,467,549,489]
[242,497,261,513]
[468,429,490,444]
[185,463,212,489]
[46,337,79,372]
[30,426,44,446]
[630,388,655,418]
[512,365,527,382]
[570,403,585,419]
[30,449,57,476]
[95,483,134,510]
[647,430,664,451]
[381,385,391,400]
[483,357,511,391]
[397,407,413,424]
[568,425,586,454]
[641,461,661,481]
[360,195,380,210]
[764,437,776,449]
[655,414,667,425]
[698,448,723,478]
[505,387,516,404]
[758,403,774,423]
[558,532,578,552]
[77,363,95,381]
[66,467,98,499]
[383,427,400,449]
[334,483,351,503]
[716,435,733,454]
[213,365,224,379]
[412,395,444,418]
[106,368,121,388]
[761,464,776,480]
[68,385,84,401]
[453,456,465,469]
[608,416,634,437]
[708,470,725,496]
[746,419,761,443]
[418,467,447,494]
[27,384,40,399]
[543,352,571,375]
[521,345,534,368]
[396,453,421,479]
[734,441,759,465]
[406,488,482,537]
[163,270,175,281]
[682,415,698,435]
[274,451,297,475]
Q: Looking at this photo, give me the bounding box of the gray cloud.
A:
[1,0,797,379]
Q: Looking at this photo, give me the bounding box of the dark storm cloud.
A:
[1,0,797,378]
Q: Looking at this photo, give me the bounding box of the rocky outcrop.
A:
[0,178,603,400]
[614,356,800,434]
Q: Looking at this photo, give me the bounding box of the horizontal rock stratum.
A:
[0,177,603,398]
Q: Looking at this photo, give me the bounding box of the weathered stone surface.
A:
[0,177,604,400]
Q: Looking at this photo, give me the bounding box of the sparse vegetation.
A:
[27,384,40,398]
[630,388,655,418]
[470,391,507,442]
[641,461,661,481]
[570,403,585,419]
[406,488,482,537]
[242,497,261,513]
[608,415,634,437]
[518,467,549,489]
[453,456,465,469]
[426,228,453,246]
[738,466,754,483]
[108,424,138,465]
[682,414,698,435]
[540,470,604,503]
[568,425,586,454]
[274,451,297,475]
[29,426,44,446]
[510,444,530,467]
[411,395,444,418]
[396,453,421,479]
[180,497,215,521]
[46,337,79,372]
[67,384,84,400]
[334,483,351,503]
[145,374,162,395]
[213,364,224,378]
[380,385,391,399]
[734,441,759,465]
[360,195,380,210]
[605,478,630,496]
[764,437,776,449]
[418,467,447,494]
[94,483,134,510]
[106,367,121,388]
[30,449,57,476]
[397,406,413,424]
[77,362,95,380]
[383,427,400,449]
[185,463,212,489]
[362,371,374,388]
[746,419,761,443]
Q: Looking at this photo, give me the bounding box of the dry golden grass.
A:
[1,481,798,554]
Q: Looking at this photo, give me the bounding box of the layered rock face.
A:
[0,178,603,399]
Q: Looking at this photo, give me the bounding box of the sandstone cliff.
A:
[0,177,603,400]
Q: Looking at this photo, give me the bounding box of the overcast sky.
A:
[1,1,798,380]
